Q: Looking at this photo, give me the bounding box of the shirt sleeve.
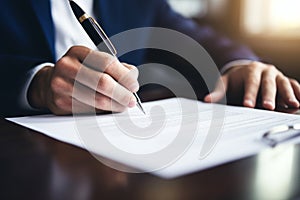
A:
[220,59,254,74]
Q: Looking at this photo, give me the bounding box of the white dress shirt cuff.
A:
[220,59,255,74]
[20,63,55,111]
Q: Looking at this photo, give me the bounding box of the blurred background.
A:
[167,0,300,80]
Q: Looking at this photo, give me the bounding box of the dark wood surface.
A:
[1,112,300,200]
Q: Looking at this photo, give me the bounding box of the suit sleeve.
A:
[140,0,259,100]
[151,0,258,68]
[0,55,50,117]
[0,1,54,117]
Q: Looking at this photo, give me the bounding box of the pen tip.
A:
[136,102,146,115]
[141,107,146,115]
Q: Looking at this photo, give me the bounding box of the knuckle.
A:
[50,77,62,93]
[56,57,80,79]
[249,61,261,69]
[68,45,80,53]
[95,52,115,69]
[245,66,258,75]
[267,64,276,70]
[96,97,109,109]
[104,58,118,72]
[249,62,276,72]
[56,57,72,72]
[251,61,261,66]
[56,57,66,68]
[267,65,279,74]
[51,77,73,95]
[53,97,67,109]
[123,63,136,70]
[67,46,91,59]
[279,76,289,83]
[290,78,299,85]
[98,73,112,92]
[128,80,139,92]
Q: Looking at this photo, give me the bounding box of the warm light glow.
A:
[243,0,300,37]
[167,0,207,18]
[270,0,300,31]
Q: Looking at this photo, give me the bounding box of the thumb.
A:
[204,75,228,103]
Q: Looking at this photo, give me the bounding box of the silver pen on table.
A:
[69,0,146,114]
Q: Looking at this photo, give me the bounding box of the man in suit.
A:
[0,0,299,117]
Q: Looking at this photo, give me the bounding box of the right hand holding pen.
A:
[28,46,139,115]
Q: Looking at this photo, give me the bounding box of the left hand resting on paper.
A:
[204,61,300,110]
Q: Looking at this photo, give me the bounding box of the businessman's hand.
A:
[28,46,139,115]
[204,61,300,110]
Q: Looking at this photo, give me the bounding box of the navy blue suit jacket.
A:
[0,0,257,116]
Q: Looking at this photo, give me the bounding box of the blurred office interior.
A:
[168,0,300,80]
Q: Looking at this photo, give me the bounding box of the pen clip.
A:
[90,17,117,56]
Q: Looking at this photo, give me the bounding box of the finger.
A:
[122,63,139,80]
[54,97,112,115]
[66,48,139,92]
[204,75,228,103]
[50,75,74,96]
[65,45,93,62]
[72,98,110,115]
[58,47,112,80]
[49,96,72,115]
[243,70,262,108]
[122,63,137,71]
[105,60,139,92]
[47,77,74,115]
[50,93,122,115]
[260,69,277,110]
[83,51,139,92]
[74,66,136,107]
[290,78,300,101]
[73,81,127,112]
[73,99,117,114]
[54,56,82,80]
[277,76,300,108]
[118,67,139,93]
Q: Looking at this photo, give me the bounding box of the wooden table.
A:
[1,110,300,200]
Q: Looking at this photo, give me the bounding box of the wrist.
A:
[28,66,53,109]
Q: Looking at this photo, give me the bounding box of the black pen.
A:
[69,0,145,114]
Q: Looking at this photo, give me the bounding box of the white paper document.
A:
[7,98,300,179]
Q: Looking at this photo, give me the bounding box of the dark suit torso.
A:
[0,0,257,116]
